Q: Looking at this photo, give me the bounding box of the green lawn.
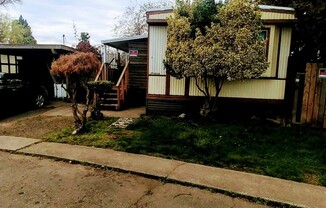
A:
[45,116,326,186]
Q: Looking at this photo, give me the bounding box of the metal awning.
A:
[101,35,148,52]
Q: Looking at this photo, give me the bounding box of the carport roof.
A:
[101,35,148,52]
[0,44,75,54]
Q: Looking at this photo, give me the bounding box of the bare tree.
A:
[0,0,21,6]
[114,0,173,37]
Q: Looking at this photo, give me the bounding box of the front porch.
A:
[96,35,148,110]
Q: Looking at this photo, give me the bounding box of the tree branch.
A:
[195,77,208,97]
[214,77,225,98]
[0,0,21,6]
[203,71,210,99]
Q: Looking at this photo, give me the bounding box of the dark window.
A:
[260,29,270,59]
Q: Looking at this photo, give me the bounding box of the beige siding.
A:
[278,27,292,79]
[220,80,286,99]
[262,25,279,77]
[148,12,173,20]
[189,78,217,97]
[261,11,295,20]
[189,78,286,100]
[170,77,185,95]
[148,76,166,95]
[149,26,167,75]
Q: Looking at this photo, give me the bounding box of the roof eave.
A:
[0,44,75,53]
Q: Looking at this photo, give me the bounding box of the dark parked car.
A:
[0,72,48,109]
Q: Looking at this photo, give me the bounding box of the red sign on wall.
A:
[129,50,138,57]
[319,68,326,78]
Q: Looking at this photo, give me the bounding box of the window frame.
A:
[0,54,22,74]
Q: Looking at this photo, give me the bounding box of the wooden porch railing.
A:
[94,58,115,82]
[94,62,105,81]
[113,61,129,110]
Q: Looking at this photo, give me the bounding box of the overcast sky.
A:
[0,0,170,46]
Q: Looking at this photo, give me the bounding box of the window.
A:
[0,55,22,74]
[260,29,270,59]
[260,30,267,40]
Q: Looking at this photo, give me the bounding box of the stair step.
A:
[101,103,119,107]
[99,94,118,99]
[103,92,117,95]
[99,97,117,101]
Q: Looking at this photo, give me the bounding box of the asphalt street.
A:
[0,151,267,208]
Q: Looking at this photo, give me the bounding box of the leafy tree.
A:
[114,0,173,37]
[8,20,25,43]
[175,0,220,36]
[164,0,268,117]
[11,15,37,44]
[18,15,28,26]
[75,32,101,59]
[0,14,37,44]
[260,0,326,62]
[0,13,11,43]
[51,52,101,134]
[80,32,90,42]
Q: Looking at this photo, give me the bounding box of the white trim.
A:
[258,5,295,12]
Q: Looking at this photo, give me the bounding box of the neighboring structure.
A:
[0,44,75,98]
[294,63,326,128]
[146,5,296,115]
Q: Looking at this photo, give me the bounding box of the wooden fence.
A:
[300,63,326,128]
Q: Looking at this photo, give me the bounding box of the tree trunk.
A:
[200,97,213,117]
[199,78,225,118]
[69,80,83,135]
[72,103,83,135]
[64,76,83,135]
[81,83,92,128]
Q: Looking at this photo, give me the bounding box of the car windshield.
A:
[0,73,4,79]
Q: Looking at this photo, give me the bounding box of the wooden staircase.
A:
[94,59,129,110]
[98,89,119,109]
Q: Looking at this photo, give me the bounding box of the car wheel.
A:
[35,93,45,108]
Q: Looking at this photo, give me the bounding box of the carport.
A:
[0,44,75,98]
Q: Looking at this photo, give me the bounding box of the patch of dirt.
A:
[0,115,73,139]
[0,100,143,140]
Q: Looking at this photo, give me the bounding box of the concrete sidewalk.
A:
[0,136,325,208]
[41,101,146,118]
